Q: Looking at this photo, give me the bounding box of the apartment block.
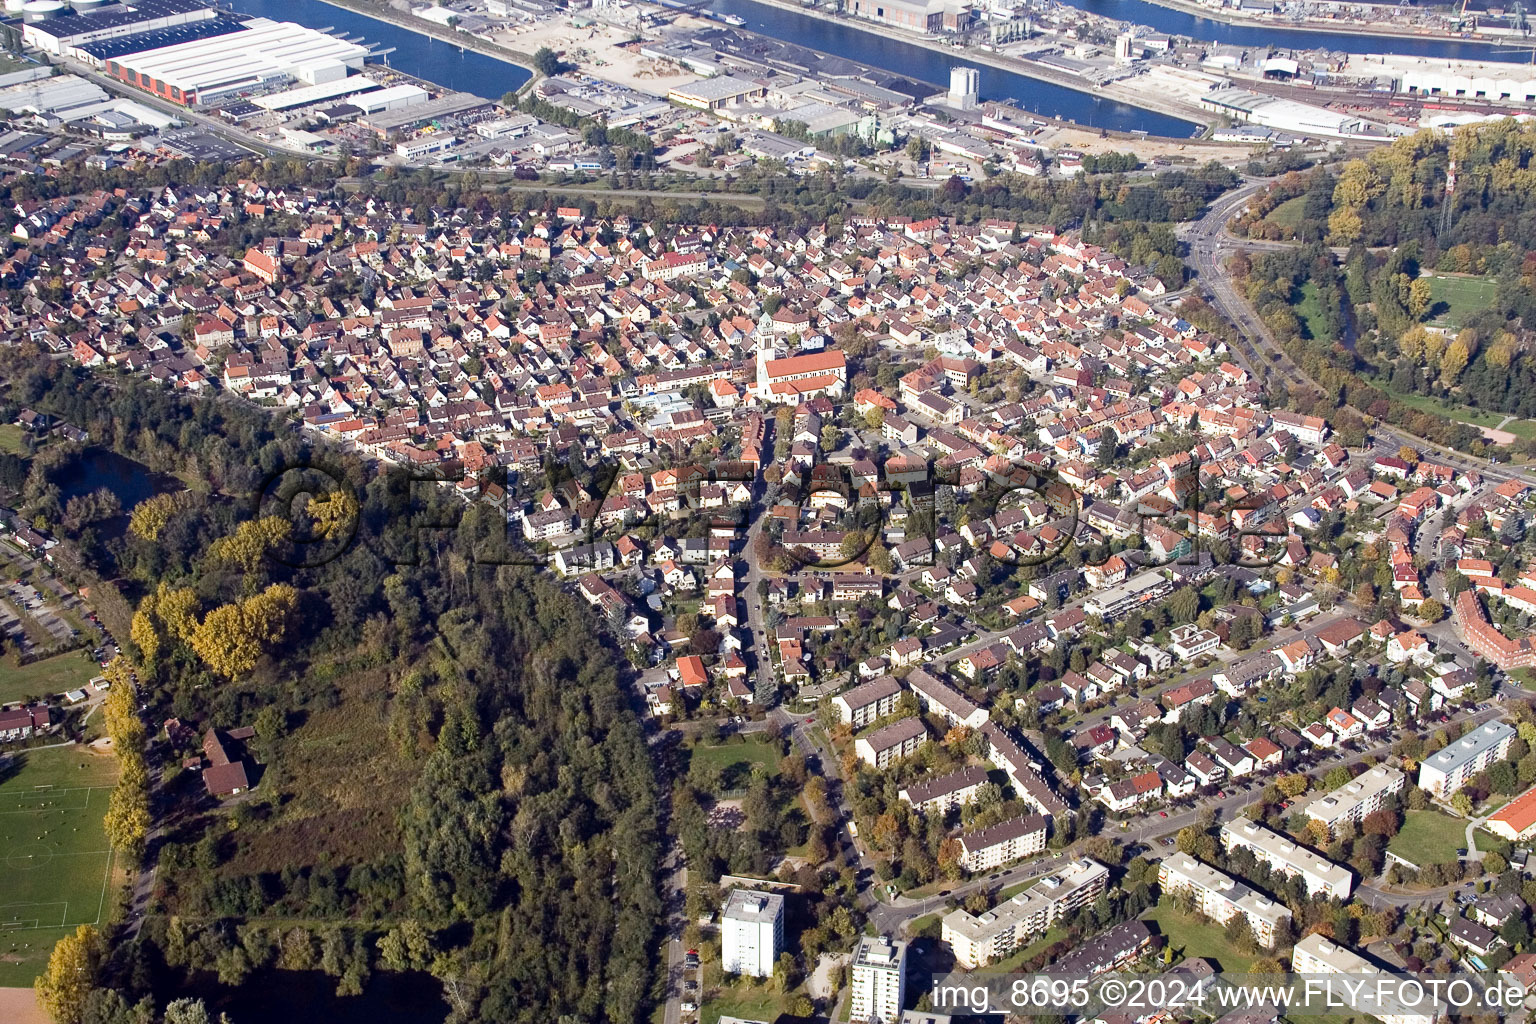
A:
[721,889,784,978]
[1221,819,1353,900]
[1418,721,1515,798]
[1292,934,1442,1024]
[1157,852,1291,949]
[956,814,1047,872]
[899,765,989,816]
[941,857,1109,968]
[834,675,901,728]
[856,717,928,769]
[1303,766,1405,836]
[850,935,908,1024]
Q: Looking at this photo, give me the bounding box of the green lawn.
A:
[1425,274,1498,328]
[688,735,782,792]
[1376,385,1536,442]
[985,925,1069,972]
[1143,903,1260,972]
[0,651,99,707]
[0,745,119,985]
[1295,280,1332,343]
[1388,809,1464,868]
[0,424,29,456]
[701,961,798,1024]
[1265,195,1307,230]
[906,912,942,940]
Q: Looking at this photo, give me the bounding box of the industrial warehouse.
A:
[19,0,222,56]
[98,18,372,106]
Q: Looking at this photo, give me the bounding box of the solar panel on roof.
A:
[77,13,247,60]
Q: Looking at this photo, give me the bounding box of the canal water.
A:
[225,0,532,98]
[1053,0,1535,62]
[223,0,1527,141]
[709,0,1201,135]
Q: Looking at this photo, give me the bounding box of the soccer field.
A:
[0,746,118,985]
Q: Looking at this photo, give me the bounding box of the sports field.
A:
[0,746,118,985]
[1425,274,1497,328]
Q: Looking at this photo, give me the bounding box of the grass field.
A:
[1377,386,1536,442]
[0,746,118,986]
[1265,195,1307,231]
[1295,280,1332,343]
[701,959,798,1024]
[1425,274,1497,328]
[984,925,1069,972]
[0,652,99,707]
[1388,809,1464,868]
[0,425,29,456]
[1143,903,1259,972]
[688,736,782,792]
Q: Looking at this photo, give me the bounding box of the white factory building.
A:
[1351,55,1536,105]
[1199,87,1386,140]
[253,76,384,113]
[101,18,371,106]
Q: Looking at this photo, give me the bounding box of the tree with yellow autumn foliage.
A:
[34,924,102,1024]
[307,488,359,540]
[99,660,149,858]
[189,583,297,678]
[207,516,291,575]
[127,492,187,543]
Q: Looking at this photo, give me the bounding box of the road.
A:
[1182,177,1536,493]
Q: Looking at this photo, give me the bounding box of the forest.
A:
[0,348,661,1024]
[1223,121,1536,453]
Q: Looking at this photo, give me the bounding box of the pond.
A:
[171,967,447,1024]
[55,449,165,511]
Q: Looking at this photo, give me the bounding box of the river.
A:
[1053,0,1534,61]
[709,0,1202,135]
[224,0,532,97]
[224,0,1524,141]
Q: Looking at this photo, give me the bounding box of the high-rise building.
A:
[1114,32,1137,63]
[721,889,785,978]
[850,935,908,1023]
[948,66,979,110]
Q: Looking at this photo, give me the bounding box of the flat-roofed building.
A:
[1221,819,1353,900]
[1419,721,1515,798]
[721,889,784,978]
[667,76,766,111]
[1303,766,1404,836]
[1157,853,1291,949]
[361,91,497,137]
[941,858,1109,968]
[850,935,907,1023]
[103,18,370,106]
[1083,569,1172,621]
[1292,934,1442,1024]
[24,0,221,57]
